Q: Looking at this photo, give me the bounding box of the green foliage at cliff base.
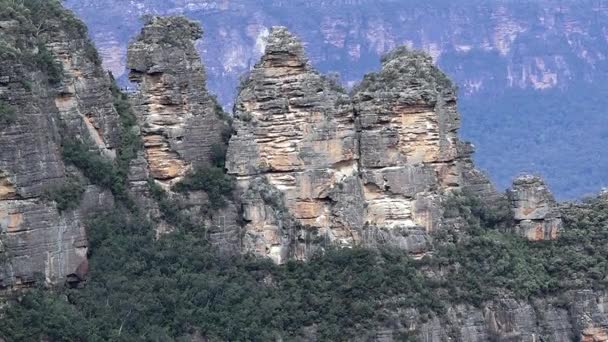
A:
[1,193,607,341]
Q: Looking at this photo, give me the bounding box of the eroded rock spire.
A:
[127,16,227,184]
[226,26,361,263]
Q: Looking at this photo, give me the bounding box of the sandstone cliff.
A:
[0,5,607,341]
[126,16,239,247]
[0,2,118,288]
[127,16,227,185]
[227,27,495,262]
[367,290,607,342]
[226,27,362,263]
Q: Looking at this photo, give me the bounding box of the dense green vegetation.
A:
[0,100,16,127]
[0,0,102,84]
[173,167,234,209]
[42,176,85,212]
[1,190,607,341]
[110,77,142,190]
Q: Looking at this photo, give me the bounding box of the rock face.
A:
[507,175,562,241]
[353,48,485,236]
[126,16,239,247]
[0,7,118,288]
[365,290,607,342]
[127,16,227,185]
[227,28,494,262]
[226,27,362,263]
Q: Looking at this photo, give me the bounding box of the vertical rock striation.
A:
[507,174,562,241]
[227,28,495,262]
[0,4,119,288]
[127,16,227,185]
[126,16,238,247]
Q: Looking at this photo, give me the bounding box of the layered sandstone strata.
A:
[226,27,363,263]
[126,16,239,246]
[127,16,227,184]
[507,175,562,240]
[227,28,494,262]
[0,10,118,287]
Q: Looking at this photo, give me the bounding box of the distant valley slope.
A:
[64,0,608,198]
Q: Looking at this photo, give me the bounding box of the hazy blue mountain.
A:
[64,0,608,198]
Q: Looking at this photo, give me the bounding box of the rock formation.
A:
[126,16,239,246]
[127,16,228,185]
[0,7,118,288]
[507,175,562,241]
[227,28,495,262]
[226,27,362,263]
[352,47,490,237]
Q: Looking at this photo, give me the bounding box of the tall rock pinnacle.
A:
[353,47,475,233]
[127,16,227,184]
[226,27,362,263]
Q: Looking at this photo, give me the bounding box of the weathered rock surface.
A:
[226,27,361,262]
[126,16,240,248]
[0,9,119,287]
[127,16,227,185]
[227,28,495,262]
[507,174,562,241]
[297,290,606,342]
[353,48,493,240]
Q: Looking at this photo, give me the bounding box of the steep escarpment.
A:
[1,6,608,341]
[0,0,119,288]
[227,28,495,262]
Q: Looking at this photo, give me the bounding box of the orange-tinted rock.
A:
[508,175,562,241]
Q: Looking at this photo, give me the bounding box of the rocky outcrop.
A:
[353,48,493,237]
[0,4,119,288]
[227,28,494,262]
[226,27,361,263]
[126,16,239,247]
[507,175,562,241]
[127,16,228,185]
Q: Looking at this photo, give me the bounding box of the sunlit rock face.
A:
[353,48,467,234]
[507,175,562,241]
[127,16,227,185]
[227,28,494,263]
